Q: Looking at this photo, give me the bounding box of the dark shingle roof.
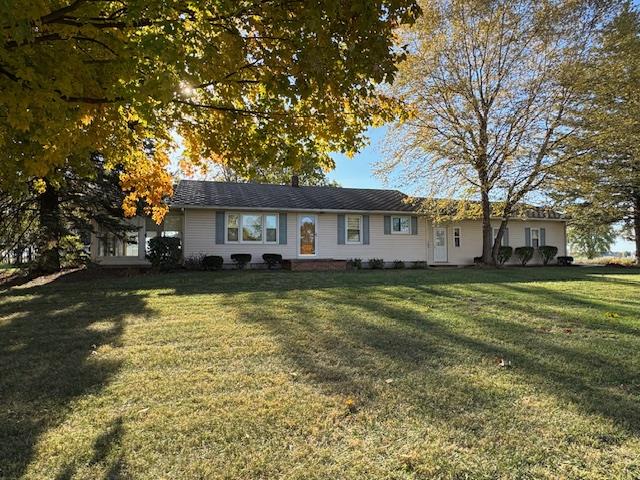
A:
[171,180,418,212]
[171,180,565,218]
[523,206,565,220]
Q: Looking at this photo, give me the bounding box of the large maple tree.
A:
[1,0,419,221]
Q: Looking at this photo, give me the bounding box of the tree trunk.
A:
[480,190,494,265]
[491,219,509,265]
[634,194,640,265]
[37,181,62,273]
[14,244,24,265]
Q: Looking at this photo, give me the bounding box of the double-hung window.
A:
[453,227,461,247]
[346,215,362,244]
[226,213,278,244]
[531,228,540,248]
[227,214,240,242]
[265,214,278,243]
[391,216,410,234]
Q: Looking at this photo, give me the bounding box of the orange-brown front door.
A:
[299,215,317,256]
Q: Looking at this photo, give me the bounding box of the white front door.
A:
[298,214,317,256]
[433,227,448,262]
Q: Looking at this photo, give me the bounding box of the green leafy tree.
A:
[0,0,419,222]
[567,224,616,259]
[552,3,640,264]
[377,0,612,264]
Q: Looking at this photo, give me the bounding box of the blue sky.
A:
[327,127,636,253]
[327,127,387,189]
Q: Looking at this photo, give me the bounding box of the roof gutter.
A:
[168,204,566,220]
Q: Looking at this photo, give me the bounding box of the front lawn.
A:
[1,268,639,479]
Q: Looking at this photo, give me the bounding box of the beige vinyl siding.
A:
[427,219,567,265]
[183,209,298,261]
[316,214,428,263]
[183,209,429,264]
[94,209,566,267]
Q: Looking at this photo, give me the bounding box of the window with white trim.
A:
[453,227,461,247]
[125,231,139,256]
[226,213,279,244]
[242,214,263,242]
[99,231,139,257]
[391,215,410,234]
[227,214,240,242]
[531,228,540,248]
[265,214,278,243]
[346,215,362,244]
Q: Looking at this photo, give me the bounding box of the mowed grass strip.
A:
[1,267,639,479]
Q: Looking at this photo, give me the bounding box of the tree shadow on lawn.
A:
[0,281,149,479]
[162,266,640,298]
[223,280,640,439]
[55,416,130,480]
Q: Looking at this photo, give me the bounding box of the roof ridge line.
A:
[176,179,406,194]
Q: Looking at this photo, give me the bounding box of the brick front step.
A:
[282,259,347,271]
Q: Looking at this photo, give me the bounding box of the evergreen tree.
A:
[1,156,134,272]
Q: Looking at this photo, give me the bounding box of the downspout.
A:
[182,207,187,259]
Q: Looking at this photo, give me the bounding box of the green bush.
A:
[557,256,574,266]
[411,261,427,269]
[348,258,362,270]
[514,246,535,266]
[147,236,182,270]
[184,254,205,270]
[202,255,224,270]
[539,245,558,265]
[497,246,513,266]
[262,253,283,269]
[368,258,384,269]
[230,253,252,269]
[393,260,405,269]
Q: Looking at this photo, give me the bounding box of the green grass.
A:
[1,267,640,479]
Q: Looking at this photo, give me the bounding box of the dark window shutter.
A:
[540,228,546,246]
[337,214,345,244]
[503,228,509,247]
[362,215,370,245]
[279,213,287,244]
[525,227,531,247]
[384,215,391,235]
[216,211,225,244]
[411,216,418,235]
